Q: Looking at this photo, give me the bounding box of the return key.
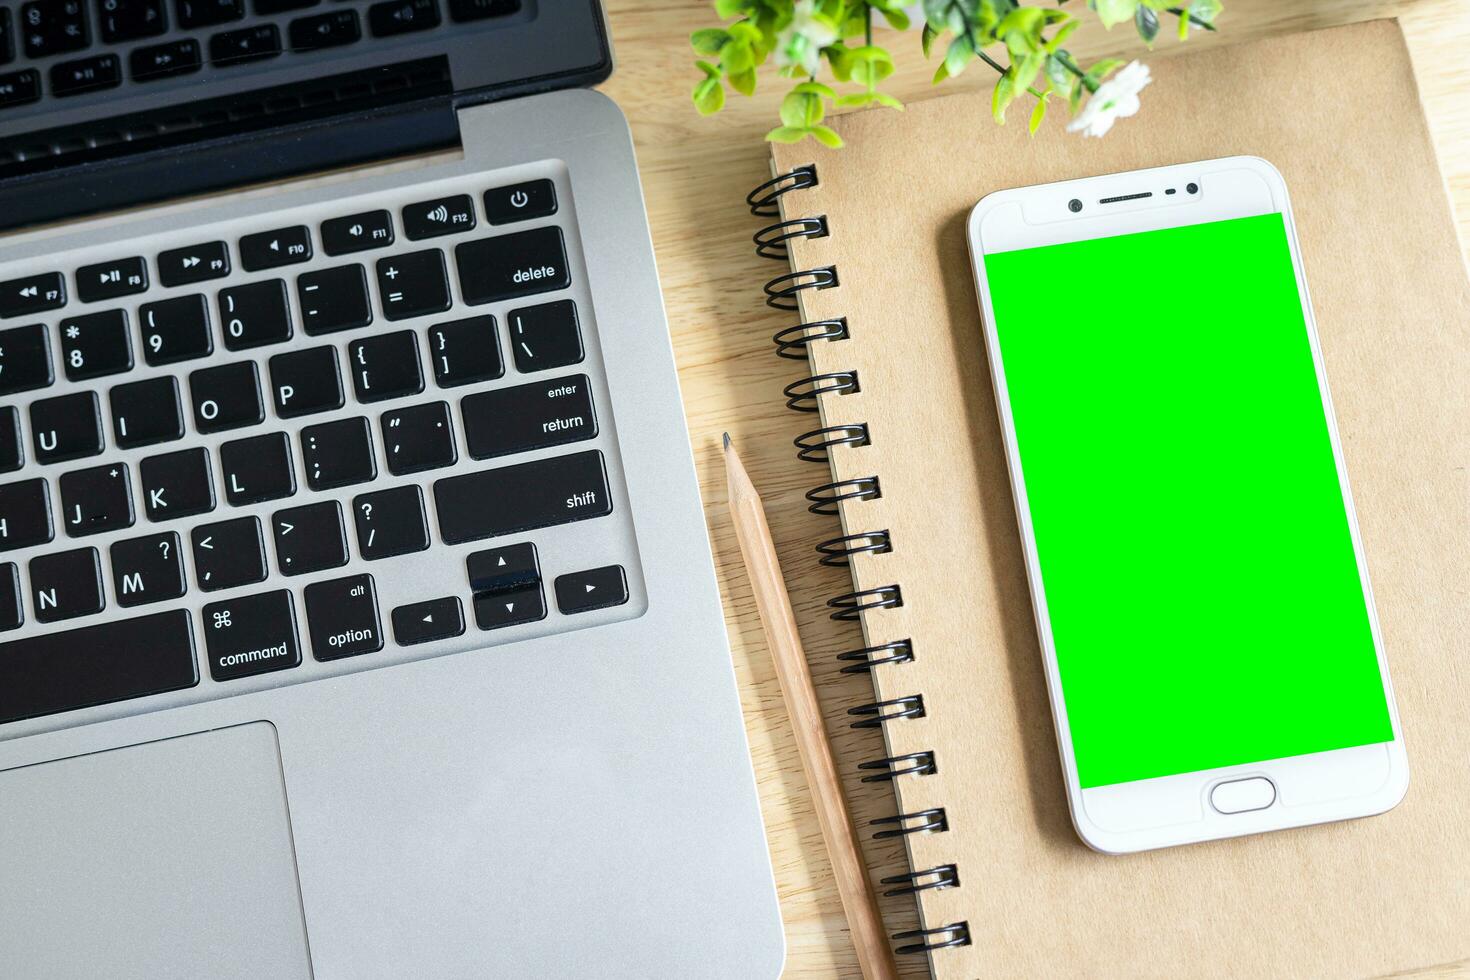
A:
[462,373,598,460]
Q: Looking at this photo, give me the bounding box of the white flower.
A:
[1067,60,1152,138]
[775,0,839,77]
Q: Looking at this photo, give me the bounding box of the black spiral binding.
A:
[750,165,969,958]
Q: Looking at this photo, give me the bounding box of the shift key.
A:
[462,374,597,460]
[434,450,611,545]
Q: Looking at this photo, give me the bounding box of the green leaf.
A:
[879,6,910,30]
[1045,53,1073,90]
[848,45,895,87]
[835,92,872,108]
[1045,18,1080,52]
[728,67,757,96]
[765,125,809,143]
[825,44,854,82]
[691,28,729,57]
[1069,75,1085,111]
[943,35,974,79]
[921,22,938,58]
[932,59,951,84]
[1012,51,1045,93]
[1083,56,1125,88]
[692,76,725,115]
[1189,0,1222,24]
[992,72,1016,123]
[1178,11,1189,38]
[792,80,837,99]
[1029,95,1048,135]
[1133,5,1159,44]
[713,0,745,18]
[1092,0,1139,29]
[809,125,844,148]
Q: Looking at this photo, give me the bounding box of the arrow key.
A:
[391,596,464,646]
[554,565,629,615]
[466,542,537,593]
[473,584,545,631]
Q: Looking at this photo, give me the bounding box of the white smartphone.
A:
[966,157,1408,854]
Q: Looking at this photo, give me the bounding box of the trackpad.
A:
[0,722,311,979]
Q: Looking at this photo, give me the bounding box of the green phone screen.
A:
[984,212,1393,789]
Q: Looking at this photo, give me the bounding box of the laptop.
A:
[0,2,785,976]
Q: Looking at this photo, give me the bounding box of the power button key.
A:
[484,179,557,225]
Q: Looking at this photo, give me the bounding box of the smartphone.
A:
[966,157,1407,854]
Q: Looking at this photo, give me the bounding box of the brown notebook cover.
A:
[763,19,1469,978]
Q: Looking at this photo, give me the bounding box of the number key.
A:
[98,0,167,43]
[0,324,54,395]
[60,309,133,381]
[219,279,292,350]
[21,0,89,59]
[140,294,213,365]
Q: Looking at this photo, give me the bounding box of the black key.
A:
[462,373,595,460]
[321,210,394,257]
[0,609,196,725]
[157,241,230,287]
[203,589,300,681]
[455,227,570,306]
[189,360,263,433]
[78,257,148,303]
[51,53,121,95]
[0,69,39,109]
[239,227,310,272]
[0,563,20,632]
[369,0,438,36]
[349,329,422,403]
[271,500,346,576]
[0,323,54,395]
[473,584,544,631]
[254,0,316,11]
[59,309,132,381]
[191,515,265,591]
[403,194,475,241]
[0,272,66,319]
[298,264,371,335]
[110,530,185,608]
[484,178,556,225]
[305,573,382,661]
[269,346,342,418]
[140,294,213,365]
[375,249,450,322]
[555,564,628,614]
[508,299,583,373]
[301,416,375,491]
[352,484,428,561]
[220,432,295,506]
[210,23,281,65]
[0,10,13,66]
[0,479,52,553]
[466,541,536,593]
[381,400,455,475]
[428,314,501,388]
[30,547,103,623]
[391,596,463,646]
[21,0,89,58]
[434,450,611,545]
[219,279,292,349]
[289,8,357,49]
[141,447,214,522]
[31,391,103,464]
[59,462,133,537]
[130,38,201,79]
[110,375,184,448]
[448,0,518,22]
[98,0,166,42]
[0,408,20,473]
[175,0,243,29]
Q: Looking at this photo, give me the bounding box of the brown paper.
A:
[771,19,1470,979]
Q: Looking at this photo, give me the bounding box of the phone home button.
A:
[1210,776,1277,814]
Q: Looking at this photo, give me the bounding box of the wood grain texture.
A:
[596,3,1470,977]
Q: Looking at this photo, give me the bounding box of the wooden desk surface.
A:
[596,2,1470,976]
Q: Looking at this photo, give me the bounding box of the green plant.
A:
[691,0,1222,145]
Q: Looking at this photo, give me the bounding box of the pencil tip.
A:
[722,431,732,450]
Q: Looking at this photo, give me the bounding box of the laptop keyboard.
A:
[0,164,645,730]
[0,0,520,110]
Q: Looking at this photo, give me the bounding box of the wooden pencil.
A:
[723,433,900,980]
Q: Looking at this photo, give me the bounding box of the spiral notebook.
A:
[747,19,1470,978]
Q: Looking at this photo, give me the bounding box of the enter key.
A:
[462,373,598,460]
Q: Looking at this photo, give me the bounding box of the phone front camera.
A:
[1068,198,1083,213]
[1186,182,1200,194]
